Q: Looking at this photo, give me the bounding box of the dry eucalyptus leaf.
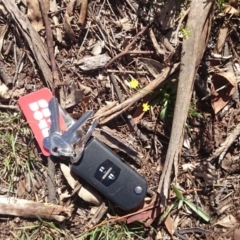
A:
[210,72,237,114]
[60,85,84,109]
[60,163,102,205]
[213,214,237,228]
[138,58,164,78]
[0,84,10,99]
[132,104,145,124]
[91,41,105,56]
[164,215,175,237]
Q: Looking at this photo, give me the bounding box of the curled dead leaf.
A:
[213,214,237,228]
[126,193,161,226]
[60,163,102,205]
[210,72,237,114]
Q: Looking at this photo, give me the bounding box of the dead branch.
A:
[0,196,72,222]
[157,0,215,207]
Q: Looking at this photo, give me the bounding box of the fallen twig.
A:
[96,63,179,123]
[0,196,72,222]
[39,0,59,204]
[39,0,59,92]
[0,104,19,110]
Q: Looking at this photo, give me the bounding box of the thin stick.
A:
[0,104,19,110]
[174,7,190,46]
[39,0,59,95]
[39,0,58,204]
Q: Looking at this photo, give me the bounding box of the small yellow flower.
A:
[142,102,150,112]
[129,78,139,89]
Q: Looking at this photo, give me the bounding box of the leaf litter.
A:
[0,0,240,239]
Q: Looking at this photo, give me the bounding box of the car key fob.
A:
[71,138,147,211]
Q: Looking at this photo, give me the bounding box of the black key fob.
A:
[71,138,147,211]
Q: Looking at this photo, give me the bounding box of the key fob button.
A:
[94,159,121,187]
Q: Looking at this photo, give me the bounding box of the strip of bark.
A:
[0,196,72,222]
[157,0,214,207]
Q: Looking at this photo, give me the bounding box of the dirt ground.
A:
[0,0,240,239]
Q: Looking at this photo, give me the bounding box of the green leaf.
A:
[172,184,183,200]
[178,199,183,209]
[159,200,177,223]
[184,200,211,222]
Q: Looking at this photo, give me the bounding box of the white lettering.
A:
[29,102,39,111]
[33,111,43,121]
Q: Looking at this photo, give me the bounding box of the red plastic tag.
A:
[18,88,66,156]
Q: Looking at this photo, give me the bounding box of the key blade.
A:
[59,107,75,129]
[61,110,93,143]
[70,120,98,163]
[49,97,61,135]
[83,120,98,145]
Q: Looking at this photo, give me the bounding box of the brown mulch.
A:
[0,0,240,239]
